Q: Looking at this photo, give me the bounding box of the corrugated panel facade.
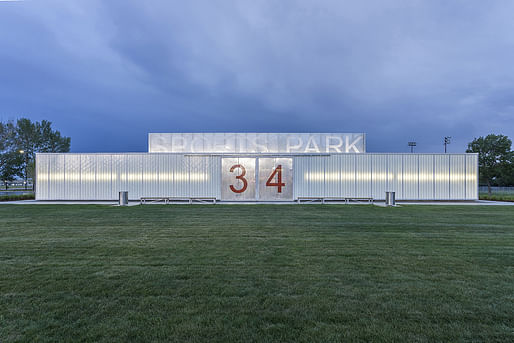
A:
[36,154,221,200]
[293,154,478,200]
[36,153,478,201]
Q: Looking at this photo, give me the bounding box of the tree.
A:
[0,122,20,189]
[498,157,514,186]
[0,118,71,189]
[0,151,23,189]
[15,118,71,189]
[466,134,513,195]
[14,118,70,160]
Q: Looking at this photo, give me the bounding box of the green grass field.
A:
[1,205,513,342]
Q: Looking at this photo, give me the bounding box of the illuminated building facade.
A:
[35,133,478,201]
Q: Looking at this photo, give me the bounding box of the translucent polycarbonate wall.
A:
[293,154,478,200]
[36,154,221,200]
[36,153,478,201]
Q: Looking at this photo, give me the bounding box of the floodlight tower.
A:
[408,141,417,153]
[444,136,451,153]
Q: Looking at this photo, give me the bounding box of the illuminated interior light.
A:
[304,172,477,184]
[44,172,210,184]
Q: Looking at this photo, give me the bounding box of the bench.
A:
[342,197,373,204]
[140,197,170,205]
[195,197,217,204]
[140,197,217,205]
[176,197,217,204]
[296,197,373,204]
[297,197,324,204]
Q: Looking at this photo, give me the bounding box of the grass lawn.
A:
[1,205,513,342]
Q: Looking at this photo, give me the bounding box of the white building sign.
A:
[149,133,365,154]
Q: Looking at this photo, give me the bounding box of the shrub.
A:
[0,193,35,202]
[479,193,514,202]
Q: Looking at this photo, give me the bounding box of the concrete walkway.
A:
[0,200,138,206]
[1,200,514,206]
[397,200,514,206]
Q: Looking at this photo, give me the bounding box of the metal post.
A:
[24,153,28,190]
[408,142,416,153]
[19,150,28,190]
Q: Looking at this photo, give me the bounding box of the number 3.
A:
[229,164,248,193]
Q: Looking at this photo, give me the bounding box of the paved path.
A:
[397,200,514,206]
[0,200,138,206]
[1,200,514,206]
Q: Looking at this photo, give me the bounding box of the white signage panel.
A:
[149,133,365,154]
[258,158,293,201]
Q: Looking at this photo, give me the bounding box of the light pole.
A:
[408,141,417,153]
[444,136,451,153]
[19,150,28,190]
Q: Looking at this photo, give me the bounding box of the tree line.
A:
[0,118,70,189]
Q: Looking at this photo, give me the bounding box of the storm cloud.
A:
[1,0,513,152]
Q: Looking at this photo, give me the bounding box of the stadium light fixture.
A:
[444,136,451,153]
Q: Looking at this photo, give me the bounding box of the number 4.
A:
[266,165,285,193]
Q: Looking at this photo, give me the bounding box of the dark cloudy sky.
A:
[1,0,513,153]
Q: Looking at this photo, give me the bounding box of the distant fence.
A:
[0,191,34,196]
[479,186,514,194]
[1,180,34,190]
